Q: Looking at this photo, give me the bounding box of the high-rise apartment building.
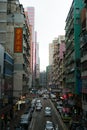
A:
[0,0,31,98]
[25,7,36,87]
[51,36,65,92]
[0,44,4,98]
[40,71,46,88]
[25,7,35,69]
[25,7,35,27]
[49,36,65,87]
[65,0,84,114]
[36,43,40,79]
[49,38,58,88]
[80,0,87,120]
[49,36,65,66]
[0,1,31,129]
[49,43,55,65]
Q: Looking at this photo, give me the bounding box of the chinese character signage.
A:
[14,28,23,53]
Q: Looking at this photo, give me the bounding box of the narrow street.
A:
[0,1,87,130]
[28,98,67,130]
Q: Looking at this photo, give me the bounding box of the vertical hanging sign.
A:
[14,28,23,53]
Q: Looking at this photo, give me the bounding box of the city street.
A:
[0,1,87,130]
[28,98,67,130]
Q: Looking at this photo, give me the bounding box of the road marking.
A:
[56,124,59,130]
[29,118,34,129]
[29,110,36,130]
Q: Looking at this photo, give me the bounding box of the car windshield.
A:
[45,107,51,110]
[46,122,53,127]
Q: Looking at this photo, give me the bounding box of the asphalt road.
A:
[28,98,68,130]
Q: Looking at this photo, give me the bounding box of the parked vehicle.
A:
[36,105,42,111]
[19,110,32,128]
[50,94,56,102]
[56,101,63,114]
[31,98,37,105]
[14,125,25,130]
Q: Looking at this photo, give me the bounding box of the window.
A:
[76,8,79,14]
[83,93,87,102]
[76,18,80,24]
[81,61,87,71]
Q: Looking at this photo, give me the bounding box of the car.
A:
[36,102,42,111]
[45,121,55,130]
[36,105,42,111]
[43,94,48,99]
[20,114,30,128]
[45,107,52,116]
[36,102,42,108]
[30,104,35,112]
[14,125,25,130]
[31,98,37,105]
[56,104,62,113]
[20,110,32,128]
[50,94,56,101]
[36,99,41,104]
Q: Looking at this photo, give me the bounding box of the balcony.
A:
[81,60,87,72]
[22,73,29,82]
[23,53,29,65]
[81,54,87,63]
[66,78,75,83]
[80,34,87,48]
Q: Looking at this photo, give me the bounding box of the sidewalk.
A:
[10,104,29,130]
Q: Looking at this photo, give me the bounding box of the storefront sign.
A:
[14,28,23,53]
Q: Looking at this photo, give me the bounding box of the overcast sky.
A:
[20,0,73,71]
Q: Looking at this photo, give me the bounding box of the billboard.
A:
[14,28,23,53]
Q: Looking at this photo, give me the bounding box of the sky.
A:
[20,0,73,71]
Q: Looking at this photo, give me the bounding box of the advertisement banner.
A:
[14,28,23,53]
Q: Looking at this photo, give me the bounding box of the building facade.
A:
[65,0,84,113]
[80,0,87,120]
[25,7,37,88]
[40,71,46,88]
[51,36,65,96]
[0,0,31,98]
[0,44,4,99]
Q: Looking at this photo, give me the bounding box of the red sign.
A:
[14,28,23,53]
